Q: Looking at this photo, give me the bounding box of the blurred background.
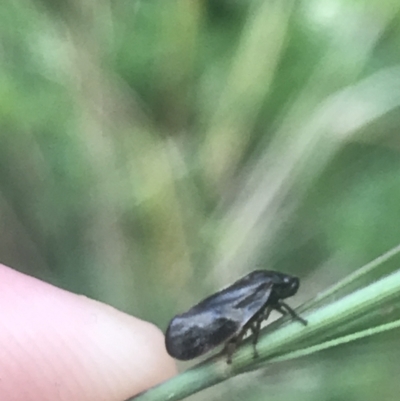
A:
[1,0,400,399]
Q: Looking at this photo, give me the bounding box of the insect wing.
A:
[165,307,240,360]
[193,277,273,325]
[165,272,274,360]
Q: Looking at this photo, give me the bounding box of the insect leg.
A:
[225,340,236,364]
[225,329,247,364]
[276,301,307,325]
[250,308,271,359]
[250,320,261,359]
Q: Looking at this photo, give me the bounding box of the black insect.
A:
[165,270,307,363]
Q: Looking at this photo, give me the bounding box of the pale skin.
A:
[0,263,177,401]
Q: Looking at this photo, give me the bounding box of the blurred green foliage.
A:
[1,0,400,399]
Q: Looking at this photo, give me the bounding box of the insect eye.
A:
[290,277,299,292]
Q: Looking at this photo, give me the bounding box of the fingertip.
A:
[0,264,177,401]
